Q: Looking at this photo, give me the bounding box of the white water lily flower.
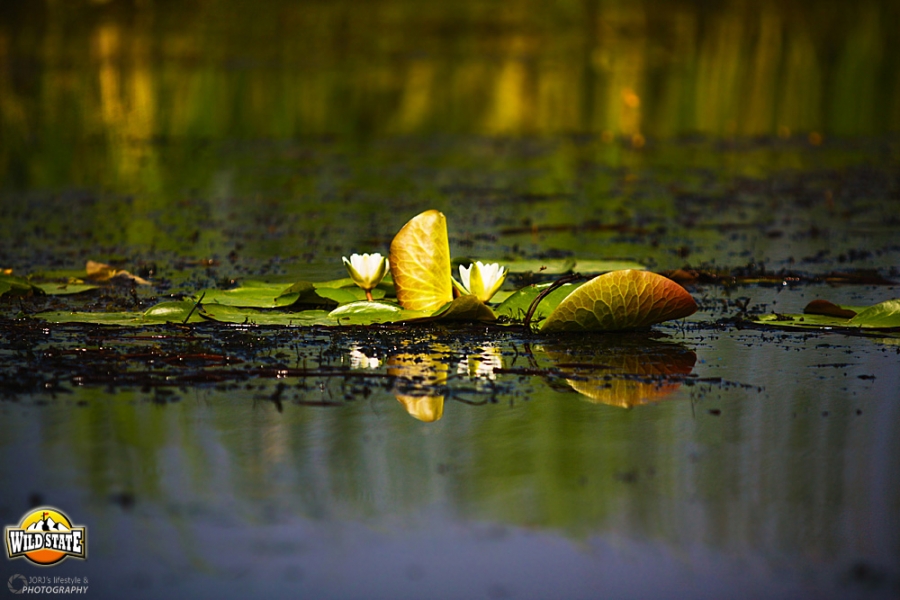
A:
[342,253,389,301]
[455,261,507,303]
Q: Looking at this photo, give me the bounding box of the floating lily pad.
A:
[751,298,900,331]
[390,209,454,311]
[464,258,645,275]
[196,280,382,309]
[0,273,43,297]
[37,301,204,326]
[541,270,698,332]
[328,301,428,325]
[199,304,335,326]
[33,282,100,296]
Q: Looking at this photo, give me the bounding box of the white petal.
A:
[459,264,472,292]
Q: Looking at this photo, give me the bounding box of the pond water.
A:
[1,1,899,599]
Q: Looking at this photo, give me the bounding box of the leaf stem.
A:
[183,292,205,324]
[523,274,585,331]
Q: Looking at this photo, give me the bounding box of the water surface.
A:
[1,1,899,598]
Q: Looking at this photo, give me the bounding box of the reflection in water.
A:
[457,342,504,382]
[0,328,898,596]
[544,335,696,407]
[349,344,381,369]
[387,353,448,422]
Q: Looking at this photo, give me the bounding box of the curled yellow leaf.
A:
[541,270,697,332]
[389,210,453,312]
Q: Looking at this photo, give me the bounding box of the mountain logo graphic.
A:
[4,507,87,566]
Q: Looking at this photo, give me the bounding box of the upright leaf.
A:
[541,270,697,332]
[389,210,453,311]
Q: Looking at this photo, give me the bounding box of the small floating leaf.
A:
[541,270,698,332]
[389,210,453,311]
[751,298,900,331]
[804,299,857,319]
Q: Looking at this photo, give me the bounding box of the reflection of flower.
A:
[349,345,381,369]
[455,261,506,303]
[342,253,389,301]
[457,343,503,381]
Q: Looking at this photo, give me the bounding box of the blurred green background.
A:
[1,0,898,190]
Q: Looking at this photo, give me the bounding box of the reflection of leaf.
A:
[545,336,696,407]
[751,298,900,331]
[389,210,453,311]
[494,282,584,322]
[541,270,697,332]
[37,301,204,326]
[387,353,447,422]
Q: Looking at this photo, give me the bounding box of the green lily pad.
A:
[33,282,100,296]
[37,301,205,326]
[196,280,383,309]
[328,301,428,325]
[0,273,43,297]
[199,304,335,326]
[850,299,900,328]
[541,270,698,332]
[462,258,645,275]
[751,298,900,331]
[574,260,646,273]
